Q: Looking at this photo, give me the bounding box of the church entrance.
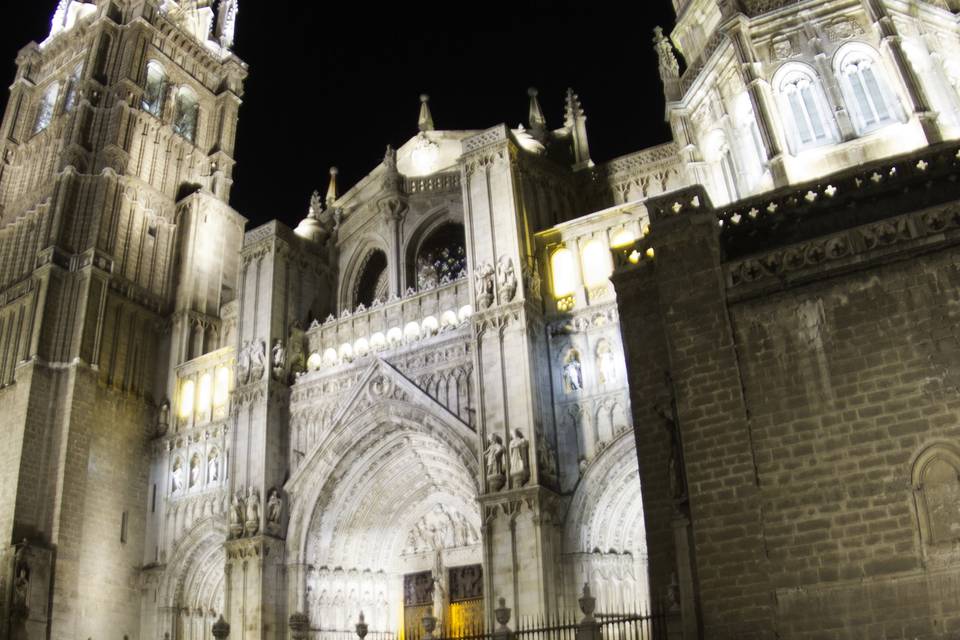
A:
[286,375,484,640]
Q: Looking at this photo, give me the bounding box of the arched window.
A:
[704,129,740,204]
[64,63,83,113]
[835,44,903,135]
[172,87,199,143]
[913,444,960,548]
[33,82,60,134]
[550,247,577,299]
[581,239,613,287]
[142,61,167,117]
[414,222,467,290]
[773,63,838,153]
[354,249,388,308]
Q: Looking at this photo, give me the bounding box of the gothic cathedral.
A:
[5,1,960,640]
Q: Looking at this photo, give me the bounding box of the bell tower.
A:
[0,2,246,639]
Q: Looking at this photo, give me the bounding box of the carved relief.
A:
[475,261,495,309]
[822,17,865,43]
[497,256,517,303]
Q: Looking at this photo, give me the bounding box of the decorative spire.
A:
[528,87,547,133]
[326,167,338,207]
[654,27,679,81]
[216,0,239,50]
[564,89,593,171]
[418,94,435,132]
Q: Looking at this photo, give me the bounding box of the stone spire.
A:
[418,94,435,132]
[654,27,681,102]
[528,87,547,137]
[216,0,239,49]
[564,88,593,170]
[326,167,339,207]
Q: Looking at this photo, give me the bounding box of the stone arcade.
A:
[4,1,960,639]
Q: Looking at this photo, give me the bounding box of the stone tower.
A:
[0,2,246,639]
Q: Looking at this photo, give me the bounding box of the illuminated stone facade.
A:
[3,1,960,639]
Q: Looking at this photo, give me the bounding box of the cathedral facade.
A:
[3,1,960,640]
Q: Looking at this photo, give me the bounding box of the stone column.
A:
[861,0,942,143]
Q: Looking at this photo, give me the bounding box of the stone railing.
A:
[404,171,461,195]
[303,276,473,371]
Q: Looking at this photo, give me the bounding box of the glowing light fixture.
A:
[370,332,386,351]
[323,348,339,366]
[387,327,403,345]
[307,352,322,371]
[354,337,370,357]
[422,316,439,335]
[458,305,473,323]
[404,321,421,341]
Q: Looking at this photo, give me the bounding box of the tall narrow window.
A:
[836,45,903,135]
[142,62,167,117]
[33,82,60,134]
[551,247,577,299]
[64,64,83,113]
[172,87,199,143]
[774,64,838,153]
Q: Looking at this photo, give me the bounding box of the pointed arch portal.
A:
[286,360,483,636]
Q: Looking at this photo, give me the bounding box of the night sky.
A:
[0,1,677,229]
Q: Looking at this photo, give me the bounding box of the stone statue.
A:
[12,539,29,617]
[230,490,245,538]
[245,486,261,536]
[384,144,397,168]
[563,352,583,392]
[484,434,506,491]
[475,262,495,310]
[497,256,517,303]
[157,401,170,436]
[266,488,283,527]
[272,339,286,381]
[189,457,200,488]
[596,340,617,385]
[171,461,184,493]
[208,452,220,483]
[236,340,251,385]
[249,340,266,382]
[657,373,688,505]
[654,27,679,81]
[509,429,530,487]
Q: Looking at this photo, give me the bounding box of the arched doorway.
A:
[286,362,482,638]
[157,520,227,640]
[563,433,649,613]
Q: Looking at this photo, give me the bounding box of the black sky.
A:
[1,1,677,229]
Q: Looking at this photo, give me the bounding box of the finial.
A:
[326,167,338,206]
[418,94,435,132]
[564,89,593,171]
[528,87,547,134]
[654,27,680,82]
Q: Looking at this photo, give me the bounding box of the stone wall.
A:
[613,146,960,638]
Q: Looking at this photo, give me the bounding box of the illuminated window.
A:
[835,45,903,135]
[33,82,60,134]
[197,373,212,418]
[551,248,577,299]
[172,87,199,143]
[142,61,167,117]
[774,64,838,153]
[581,239,613,287]
[213,367,230,407]
[610,229,635,248]
[179,379,195,419]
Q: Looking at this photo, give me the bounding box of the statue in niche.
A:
[236,340,251,385]
[538,438,558,483]
[12,540,29,619]
[596,340,617,386]
[266,488,283,529]
[229,490,245,538]
[563,350,584,392]
[171,459,184,493]
[497,256,517,303]
[522,261,541,300]
[245,486,261,536]
[509,429,530,487]
[157,401,170,437]
[653,27,679,81]
[249,340,266,382]
[484,434,506,491]
[475,262,495,310]
[208,451,220,483]
[272,340,287,381]
[417,251,439,290]
[189,456,200,488]
[384,144,397,169]
[656,372,688,506]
